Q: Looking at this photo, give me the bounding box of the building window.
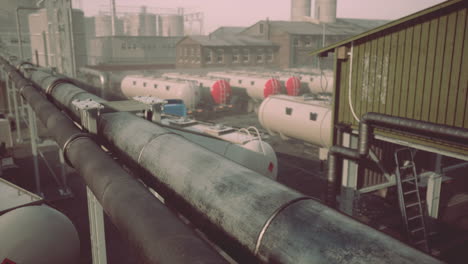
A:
[251,81,255,86]
[216,49,224,63]
[205,49,212,63]
[166,86,170,91]
[133,81,136,86]
[256,48,264,63]
[285,107,293,115]
[154,84,158,89]
[310,112,318,121]
[293,38,299,47]
[143,82,147,87]
[259,23,264,34]
[121,43,126,49]
[184,47,188,57]
[266,49,274,62]
[238,80,242,84]
[304,39,312,47]
[242,49,250,63]
[232,49,239,63]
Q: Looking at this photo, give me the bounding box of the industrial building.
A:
[176,0,388,69]
[0,0,38,61]
[27,3,87,76]
[87,35,182,65]
[175,35,278,68]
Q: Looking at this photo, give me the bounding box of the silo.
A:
[95,14,112,36]
[315,0,337,23]
[142,13,157,36]
[290,0,311,21]
[160,15,184,36]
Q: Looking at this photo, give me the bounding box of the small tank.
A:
[121,75,202,110]
[0,205,80,264]
[207,72,282,101]
[162,73,232,105]
[258,94,332,147]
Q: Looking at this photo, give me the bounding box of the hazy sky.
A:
[77,0,446,33]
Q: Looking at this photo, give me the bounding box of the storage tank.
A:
[293,71,334,93]
[0,205,80,264]
[121,75,201,110]
[162,73,232,105]
[160,119,278,180]
[258,95,332,147]
[291,0,311,21]
[231,70,301,96]
[95,14,113,36]
[207,72,282,101]
[315,0,337,23]
[160,15,184,36]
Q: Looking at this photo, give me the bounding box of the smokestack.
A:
[315,0,337,23]
[110,0,117,35]
[290,0,311,21]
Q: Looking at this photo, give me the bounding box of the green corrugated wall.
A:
[333,1,467,155]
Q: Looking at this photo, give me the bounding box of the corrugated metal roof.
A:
[187,35,276,47]
[311,0,463,55]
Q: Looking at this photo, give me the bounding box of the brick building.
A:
[175,35,279,69]
[240,19,388,68]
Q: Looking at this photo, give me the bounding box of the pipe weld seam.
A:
[254,196,316,256]
[46,78,73,96]
[62,133,93,168]
[137,132,178,163]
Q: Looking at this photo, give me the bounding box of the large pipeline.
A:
[0,58,227,264]
[4,58,443,263]
[327,114,468,207]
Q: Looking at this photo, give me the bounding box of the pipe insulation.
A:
[2,57,442,263]
[0,58,227,264]
[98,111,441,264]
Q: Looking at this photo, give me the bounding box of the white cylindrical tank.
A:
[291,0,311,21]
[315,0,337,23]
[207,72,282,101]
[258,95,332,147]
[0,205,80,264]
[160,15,184,36]
[162,73,232,105]
[294,72,334,93]
[230,70,301,96]
[121,75,201,110]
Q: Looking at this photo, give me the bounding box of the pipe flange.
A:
[46,78,73,96]
[62,133,93,168]
[254,196,317,256]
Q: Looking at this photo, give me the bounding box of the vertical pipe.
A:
[42,31,49,67]
[110,0,117,36]
[5,71,13,115]
[67,1,77,77]
[10,78,22,142]
[15,9,24,60]
[27,104,41,195]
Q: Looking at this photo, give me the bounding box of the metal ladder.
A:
[394,148,430,253]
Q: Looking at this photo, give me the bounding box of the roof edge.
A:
[310,0,463,56]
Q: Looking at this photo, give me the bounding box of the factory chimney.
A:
[290,0,311,21]
[315,0,337,23]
